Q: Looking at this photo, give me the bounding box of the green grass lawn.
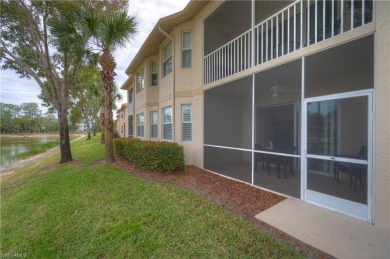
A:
[1,135,302,258]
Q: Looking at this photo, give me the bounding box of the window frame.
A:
[163,41,173,77]
[182,104,192,141]
[162,106,172,141]
[150,111,158,139]
[151,60,158,86]
[182,31,192,68]
[136,67,145,93]
[136,113,144,138]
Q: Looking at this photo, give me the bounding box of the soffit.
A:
[120,76,134,90]
[125,0,208,75]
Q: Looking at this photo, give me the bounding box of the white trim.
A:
[150,60,158,86]
[136,67,145,92]
[304,89,373,103]
[136,113,144,138]
[162,106,173,141]
[306,190,368,221]
[182,31,192,68]
[301,57,306,200]
[150,111,158,139]
[303,90,374,222]
[162,41,173,77]
[203,144,251,153]
[251,74,255,185]
[254,150,300,158]
[182,104,192,142]
[367,89,374,223]
[307,154,367,165]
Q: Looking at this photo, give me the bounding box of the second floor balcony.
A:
[203,0,374,85]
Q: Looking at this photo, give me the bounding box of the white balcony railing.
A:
[203,0,373,85]
[203,30,252,85]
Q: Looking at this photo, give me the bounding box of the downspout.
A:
[127,73,135,138]
[159,26,176,142]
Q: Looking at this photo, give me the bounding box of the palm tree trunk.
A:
[100,49,116,163]
[100,111,105,144]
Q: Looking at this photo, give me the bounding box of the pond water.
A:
[0,135,59,171]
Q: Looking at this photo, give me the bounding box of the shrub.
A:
[114,138,185,172]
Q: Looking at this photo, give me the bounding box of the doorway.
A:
[303,90,373,221]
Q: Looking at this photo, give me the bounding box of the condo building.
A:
[120,0,389,229]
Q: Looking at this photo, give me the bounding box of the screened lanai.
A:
[204,35,374,217]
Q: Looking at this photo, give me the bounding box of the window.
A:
[128,114,133,137]
[128,89,134,116]
[151,60,158,86]
[162,107,172,140]
[121,125,123,134]
[128,89,133,103]
[121,110,124,119]
[137,113,144,137]
[163,41,172,77]
[182,31,192,68]
[151,111,158,138]
[136,67,144,92]
[182,104,192,141]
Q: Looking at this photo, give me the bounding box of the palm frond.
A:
[75,8,102,40]
[99,12,137,50]
[49,19,78,52]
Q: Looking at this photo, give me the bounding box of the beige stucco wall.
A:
[373,1,390,230]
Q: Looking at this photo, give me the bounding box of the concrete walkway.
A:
[255,199,390,259]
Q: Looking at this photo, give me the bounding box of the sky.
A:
[0,0,190,114]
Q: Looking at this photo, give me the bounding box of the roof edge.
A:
[125,0,207,75]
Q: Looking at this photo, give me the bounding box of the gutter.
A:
[158,26,176,142]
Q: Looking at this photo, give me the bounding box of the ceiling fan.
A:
[270,81,299,97]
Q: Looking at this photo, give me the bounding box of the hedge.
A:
[113,138,186,172]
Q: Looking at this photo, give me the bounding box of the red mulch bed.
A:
[111,159,332,258]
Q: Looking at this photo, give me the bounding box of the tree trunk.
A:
[100,111,105,144]
[104,92,114,162]
[58,108,72,164]
[100,49,116,163]
[86,119,91,140]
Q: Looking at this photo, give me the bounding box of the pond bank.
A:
[0,134,84,179]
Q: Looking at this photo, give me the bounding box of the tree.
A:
[70,65,104,140]
[0,102,57,133]
[20,102,42,133]
[91,12,136,162]
[0,1,83,163]
[52,9,137,162]
[0,103,21,133]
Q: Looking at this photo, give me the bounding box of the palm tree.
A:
[52,8,137,162]
[83,11,136,162]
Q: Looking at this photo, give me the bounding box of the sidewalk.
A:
[255,199,390,259]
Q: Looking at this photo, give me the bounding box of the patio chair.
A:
[254,144,266,172]
[278,146,297,178]
[335,145,367,191]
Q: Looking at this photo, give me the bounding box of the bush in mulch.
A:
[113,138,186,172]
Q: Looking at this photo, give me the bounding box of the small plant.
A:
[114,138,186,172]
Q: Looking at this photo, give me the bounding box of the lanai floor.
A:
[255,199,390,259]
